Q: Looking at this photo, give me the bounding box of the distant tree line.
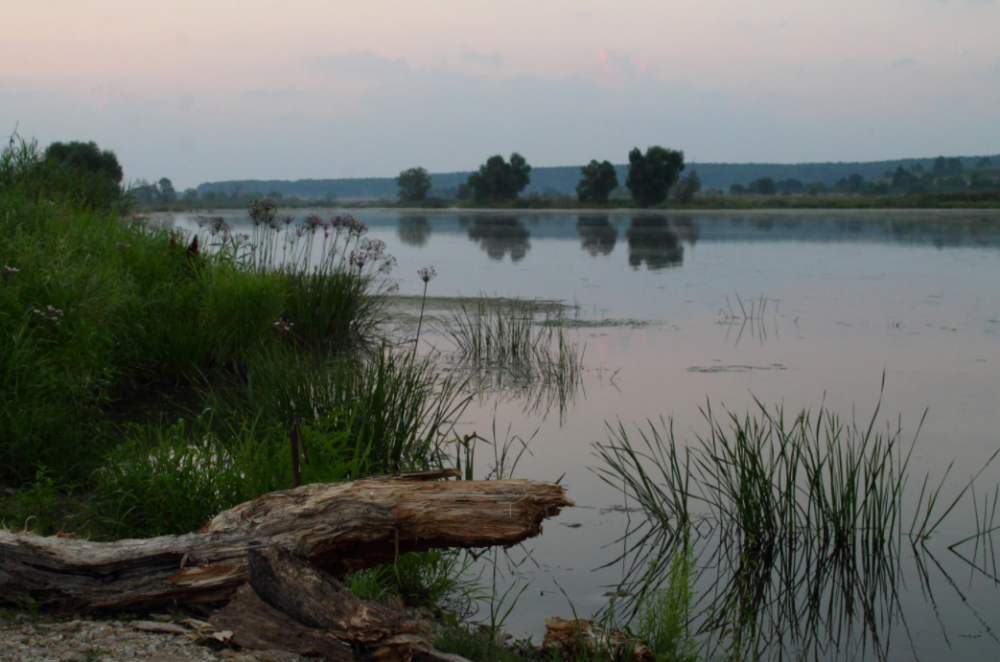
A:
[727,155,999,197]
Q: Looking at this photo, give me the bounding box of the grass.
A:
[631,533,699,662]
[0,136,496,625]
[441,297,584,404]
[595,383,1000,660]
[0,136,465,547]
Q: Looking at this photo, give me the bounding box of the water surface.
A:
[162,209,1000,660]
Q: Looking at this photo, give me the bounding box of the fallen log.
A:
[212,547,467,662]
[0,472,571,611]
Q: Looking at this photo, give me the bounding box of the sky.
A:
[2,0,999,188]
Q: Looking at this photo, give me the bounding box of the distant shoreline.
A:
[139,191,1000,214]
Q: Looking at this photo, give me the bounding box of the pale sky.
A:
[3,0,998,188]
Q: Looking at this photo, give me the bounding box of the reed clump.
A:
[442,298,584,395]
[596,387,1000,660]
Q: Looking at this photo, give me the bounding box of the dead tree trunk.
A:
[0,472,571,612]
[211,547,467,662]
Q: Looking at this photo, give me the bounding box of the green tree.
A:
[44,140,123,183]
[625,146,685,207]
[749,177,777,195]
[159,177,177,203]
[776,178,803,194]
[396,167,433,202]
[976,157,993,169]
[467,153,531,203]
[729,183,747,195]
[576,159,619,204]
[931,156,962,176]
[673,169,702,204]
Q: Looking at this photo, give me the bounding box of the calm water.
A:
[161,209,1000,660]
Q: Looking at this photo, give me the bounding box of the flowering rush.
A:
[330,214,368,236]
[418,266,437,283]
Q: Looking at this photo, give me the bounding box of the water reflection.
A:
[576,214,618,256]
[397,214,432,246]
[673,215,700,248]
[626,217,684,270]
[464,215,531,262]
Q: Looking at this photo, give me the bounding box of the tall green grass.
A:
[0,153,397,484]
[596,388,1000,660]
[441,298,584,416]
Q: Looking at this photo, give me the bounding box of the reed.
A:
[596,385,1000,660]
[441,297,584,399]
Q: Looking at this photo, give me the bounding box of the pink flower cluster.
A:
[34,304,63,326]
[247,197,279,227]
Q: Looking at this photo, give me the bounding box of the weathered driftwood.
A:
[211,547,467,662]
[212,585,354,662]
[542,617,653,662]
[0,472,572,611]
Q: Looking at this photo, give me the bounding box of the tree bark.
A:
[0,472,571,612]
[212,547,466,662]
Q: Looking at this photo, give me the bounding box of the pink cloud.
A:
[596,48,648,79]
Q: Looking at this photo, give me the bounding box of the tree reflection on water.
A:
[626,217,684,269]
[464,215,531,262]
[396,214,432,247]
[576,214,618,256]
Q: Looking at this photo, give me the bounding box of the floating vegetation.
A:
[542,317,654,329]
[595,382,1000,660]
[686,363,787,374]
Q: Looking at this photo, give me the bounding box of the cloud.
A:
[462,48,503,67]
[307,51,409,80]
[243,86,301,99]
[892,58,916,68]
[596,48,649,80]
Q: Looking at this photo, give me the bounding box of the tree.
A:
[729,184,747,195]
[776,178,803,194]
[396,167,433,202]
[159,178,177,203]
[749,177,777,195]
[44,141,123,183]
[466,153,531,203]
[625,146,685,207]
[931,156,962,177]
[576,160,619,204]
[673,169,702,204]
[976,157,993,169]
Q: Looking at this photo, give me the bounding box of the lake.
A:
[161,208,1000,660]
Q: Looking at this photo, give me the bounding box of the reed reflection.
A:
[673,215,700,248]
[597,403,1000,662]
[626,216,683,270]
[576,214,618,256]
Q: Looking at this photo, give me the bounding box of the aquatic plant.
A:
[595,384,1000,660]
[413,266,437,358]
[442,297,583,387]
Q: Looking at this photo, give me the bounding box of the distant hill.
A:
[197,154,1000,200]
